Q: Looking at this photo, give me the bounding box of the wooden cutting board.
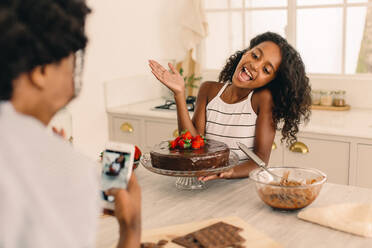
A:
[141,216,282,248]
[310,104,351,111]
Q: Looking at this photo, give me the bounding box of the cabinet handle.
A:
[272,142,277,150]
[173,129,179,138]
[289,141,309,154]
[120,122,133,133]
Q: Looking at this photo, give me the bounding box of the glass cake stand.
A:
[140,151,239,190]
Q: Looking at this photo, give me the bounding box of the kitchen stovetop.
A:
[153,96,196,112]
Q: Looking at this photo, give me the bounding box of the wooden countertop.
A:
[96,166,372,248]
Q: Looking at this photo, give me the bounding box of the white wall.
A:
[68,0,187,159]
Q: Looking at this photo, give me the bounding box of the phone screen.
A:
[101,149,133,203]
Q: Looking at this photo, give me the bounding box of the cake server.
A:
[236,142,284,182]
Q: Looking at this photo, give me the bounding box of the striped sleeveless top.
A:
[205,83,257,162]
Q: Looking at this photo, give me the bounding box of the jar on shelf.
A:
[320,90,333,106]
[333,90,346,107]
[311,90,321,105]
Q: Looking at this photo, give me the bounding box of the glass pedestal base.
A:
[175,177,206,190]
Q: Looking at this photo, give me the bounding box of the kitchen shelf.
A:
[311,104,351,111]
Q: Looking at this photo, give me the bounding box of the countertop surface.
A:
[96,166,372,248]
[107,98,372,139]
[107,98,183,119]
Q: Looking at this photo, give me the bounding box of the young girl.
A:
[149,32,311,181]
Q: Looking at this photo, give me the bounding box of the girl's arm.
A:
[190,82,211,135]
[251,89,276,165]
[201,89,276,180]
[149,60,208,136]
[175,82,211,136]
[173,92,198,135]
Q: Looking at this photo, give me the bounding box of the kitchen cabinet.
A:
[356,144,372,188]
[108,113,350,185]
[144,119,178,148]
[109,115,142,145]
[108,110,178,152]
[268,135,284,167]
[261,135,350,184]
[284,137,350,184]
[106,98,372,188]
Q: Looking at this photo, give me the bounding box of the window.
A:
[203,0,372,76]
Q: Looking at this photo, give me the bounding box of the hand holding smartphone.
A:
[101,142,135,210]
[102,146,142,248]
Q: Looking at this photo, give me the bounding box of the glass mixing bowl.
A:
[249,167,327,210]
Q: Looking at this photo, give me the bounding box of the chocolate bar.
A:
[172,233,203,248]
[193,223,245,248]
[172,221,245,248]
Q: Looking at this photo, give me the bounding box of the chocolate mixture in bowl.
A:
[258,171,325,210]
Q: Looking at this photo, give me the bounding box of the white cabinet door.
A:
[111,116,141,145]
[144,120,178,150]
[268,135,283,167]
[356,144,372,188]
[284,137,350,185]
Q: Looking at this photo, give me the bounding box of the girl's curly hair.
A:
[0,0,91,101]
[219,32,311,145]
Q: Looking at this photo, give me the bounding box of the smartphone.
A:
[101,142,135,210]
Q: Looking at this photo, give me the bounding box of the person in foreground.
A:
[0,0,140,247]
[149,32,311,181]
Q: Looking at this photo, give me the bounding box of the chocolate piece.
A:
[141,239,169,248]
[193,222,245,248]
[210,221,243,232]
[157,239,168,246]
[150,139,230,171]
[140,242,160,248]
[172,222,244,248]
[172,234,203,248]
[231,244,246,248]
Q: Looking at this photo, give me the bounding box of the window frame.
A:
[199,0,372,80]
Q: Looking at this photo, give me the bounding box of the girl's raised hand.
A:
[149,60,185,96]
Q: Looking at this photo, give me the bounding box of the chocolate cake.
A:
[150,139,230,171]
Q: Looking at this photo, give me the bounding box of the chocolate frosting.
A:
[150,139,230,171]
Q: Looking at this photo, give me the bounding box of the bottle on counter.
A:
[311,90,321,105]
[333,90,346,107]
[320,90,333,106]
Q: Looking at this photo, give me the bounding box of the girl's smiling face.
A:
[232,41,282,89]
